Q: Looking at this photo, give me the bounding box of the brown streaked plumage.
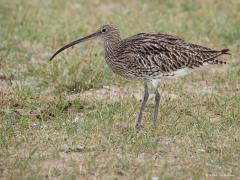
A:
[50,24,230,129]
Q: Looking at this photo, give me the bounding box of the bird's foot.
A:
[152,121,157,129]
[135,124,144,131]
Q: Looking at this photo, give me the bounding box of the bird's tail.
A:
[221,48,231,55]
[205,48,231,64]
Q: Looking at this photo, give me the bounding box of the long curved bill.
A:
[49,30,101,61]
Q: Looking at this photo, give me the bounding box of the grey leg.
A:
[153,89,161,127]
[135,81,149,129]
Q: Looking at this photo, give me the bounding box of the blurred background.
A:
[0,0,239,179]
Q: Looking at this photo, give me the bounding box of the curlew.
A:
[50,25,230,129]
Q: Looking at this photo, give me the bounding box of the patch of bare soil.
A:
[187,82,217,94]
[20,41,48,64]
[67,84,178,103]
[0,75,12,91]
[0,74,37,92]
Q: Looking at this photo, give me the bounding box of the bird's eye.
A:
[101,28,107,33]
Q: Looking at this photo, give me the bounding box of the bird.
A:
[50,24,230,129]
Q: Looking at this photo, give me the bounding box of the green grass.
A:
[0,0,240,179]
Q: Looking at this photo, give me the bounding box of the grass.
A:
[0,0,240,179]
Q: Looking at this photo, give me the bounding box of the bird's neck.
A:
[103,34,121,48]
[103,33,121,59]
[104,39,119,53]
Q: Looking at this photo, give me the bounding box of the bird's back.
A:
[112,33,229,80]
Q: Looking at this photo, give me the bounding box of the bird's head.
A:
[98,25,120,41]
[49,24,120,61]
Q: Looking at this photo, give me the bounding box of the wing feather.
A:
[119,33,229,75]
